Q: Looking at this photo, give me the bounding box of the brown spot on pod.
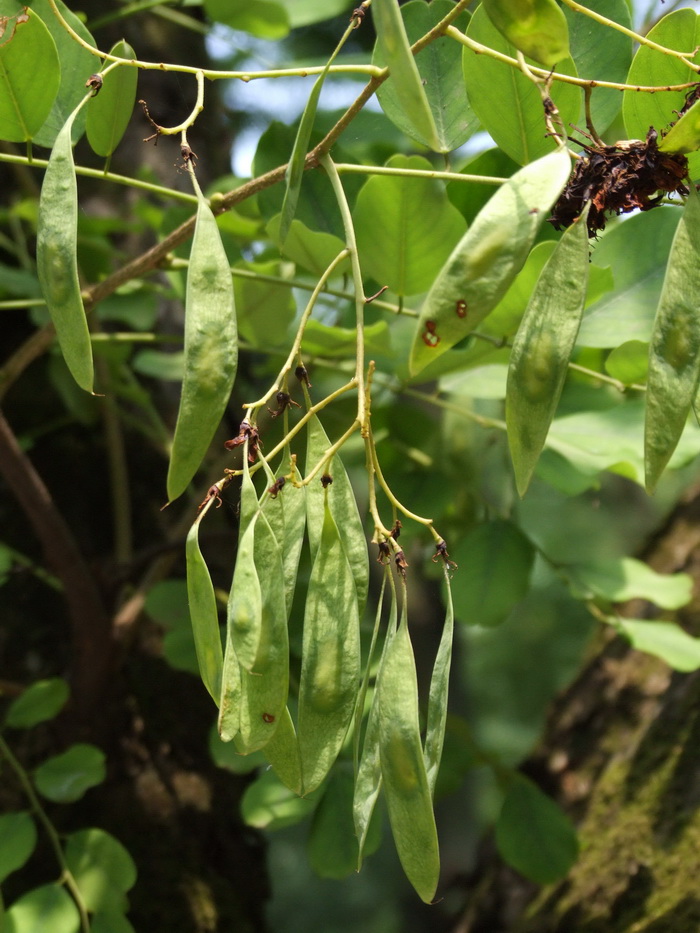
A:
[422,320,440,347]
[455,300,467,318]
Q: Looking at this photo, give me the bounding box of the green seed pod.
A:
[482,0,570,67]
[409,147,572,377]
[506,205,590,496]
[645,186,700,491]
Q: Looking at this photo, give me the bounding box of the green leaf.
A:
[562,0,631,134]
[86,41,138,158]
[233,259,295,350]
[266,215,349,277]
[5,884,79,933]
[378,607,439,904]
[371,0,441,152]
[65,829,137,913]
[209,723,265,773]
[423,572,454,797]
[298,501,361,794]
[506,206,590,496]
[354,154,467,297]
[305,414,369,612]
[308,768,363,879]
[496,775,578,883]
[374,0,477,152]
[604,341,649,385]
[645,187,700,491]
[36,100,94,393]
[409,147,571,377]
[452,521,535,627]
[447,147,519,225]
[241,769,316,831]
[185,517,224,703]
[568,557,692,609]
[29,0,97,148]
[166,192,237,502]
[0,813,37,882]
[301,320,391,359]
[577,208,681,348]
[623,10,700,148]
[5,677,69,728]
[274,0,348,28]
[616,619,700,672]
[0,8,59,142]
[482,0,570,67]
[203,0,289,38]
[660,97,700,155]
[34,743,106,802]
[463,7,580,166]
[90,913,136,933]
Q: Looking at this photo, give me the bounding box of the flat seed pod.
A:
[409,147,571,377]
[166,192,237,502]
[185,515,224,703]
[305,413,368,612]
[86,40,138,158]
[423,571,454,797]
[506,205,590,496]
[264,706,302,794]
[353,588,397,866]
[482,0,570,67]
[227,520,263,672]
[261,452,306,614]
[218,633,241,742]
[36,97,94,393]
[645,186,700,491]
[298,500,361,794]
[378,605,440,904]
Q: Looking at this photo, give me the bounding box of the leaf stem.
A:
[0,734,91,933]
[334,163,506,185]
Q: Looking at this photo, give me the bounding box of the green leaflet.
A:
[645,186,700,491]
[86,40,139,158]
[623,10,700,150]
[374,0,477,152]
[0,812,37,882]
[378,603,439,904]
[166,191,237,502]
[659,97,700,155]
[36,95,94,393]
[423,571,454,797]
[495,775,578,884]
[372,0,441,152]
[481,0,569,67]
[615,619,700,672]
[354,154,467,297]
[185,516,223,703]
[409,147,571,377]
[0,7,59,141]
[506,205,590,496]
[353,578,397,866]
[463,7,580,167]
[298,499,361,794]
[305,413,369,612]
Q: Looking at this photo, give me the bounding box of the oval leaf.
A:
[5,884,80,933]
[5,677,69,728]
[496,775,578,883]
[166,193,237,501]
[506,205,590,496]
[34,743,106,802]
[463,6,580,167]
[617,619,700,672]
[86,41,138,158]
[355,154,467,297]
[241,769,316,831]
[65,828,137,913]
[0,812,37,882]
[308,768,364,879]
[409,147,572,377]
[0,8,59,141]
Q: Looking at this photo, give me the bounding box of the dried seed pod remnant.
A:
[224,422,261,462]
[550,127,688,237]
